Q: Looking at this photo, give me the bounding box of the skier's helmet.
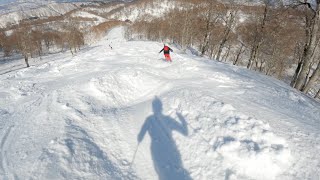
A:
[152,97,163,113]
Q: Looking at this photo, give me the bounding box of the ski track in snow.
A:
[0,26,319,180]
[0,125,13,177]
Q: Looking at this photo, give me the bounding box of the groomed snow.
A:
[0,27,319,180]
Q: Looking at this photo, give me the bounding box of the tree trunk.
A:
[233,43,244,65]
[200,5,217,57]
[291,56,303,87]
[24,55,30,67]
[216,42,224,61]
[223,45,231,62]
[302,60,320,93]
[259,61,265,72]
[216,12,235,61]
[247,4,268,69]
[294,3,320,91]
[200,33,210,56]
[247,43,260,69]
[209,45,216,59]
[200,15,211,56]
[247,46,255,69]
[302,60,315,88]
[70,47,74,55]
[315,88,320,98]
[266,68,272,76]
[181,11,191,48]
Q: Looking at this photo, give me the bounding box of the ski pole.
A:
[130,143,140,167]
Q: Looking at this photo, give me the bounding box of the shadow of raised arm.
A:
[175,112,188,136]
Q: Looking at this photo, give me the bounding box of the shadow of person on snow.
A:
[138,97,191,180]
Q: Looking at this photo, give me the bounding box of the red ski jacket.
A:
[159,46,173,54]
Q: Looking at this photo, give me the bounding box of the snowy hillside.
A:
[0,0,130,28]
[109,0,183,22]
[0,2,81,28]
[0,27,319,180]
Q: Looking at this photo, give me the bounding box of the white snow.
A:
[0,2,80,28]
[0,26,319,180]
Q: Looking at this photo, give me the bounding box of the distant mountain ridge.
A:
[0,0,134,28]
[0,0,134,5]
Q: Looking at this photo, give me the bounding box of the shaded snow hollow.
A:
[0,27,319,180]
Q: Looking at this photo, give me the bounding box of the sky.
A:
[0,0,17,5]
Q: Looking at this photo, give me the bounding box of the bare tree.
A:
[247,1,269,69]
[64,22,84,55]
[291,42,304,87]
[216,9,237,61]
[315,88,320,98]
[13,27,36,67]
[0,32,4,50]
[31,29,43,57]
[302,59,320,92]
[199,0,221,56]
[2,34,16,57]
[292,0,320,92]
[233,41,245,65]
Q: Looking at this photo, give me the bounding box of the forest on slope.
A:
[125,0,320,99]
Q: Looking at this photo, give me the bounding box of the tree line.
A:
[0,12,123,68]
[125,0,320,99]
[0,23,84,67]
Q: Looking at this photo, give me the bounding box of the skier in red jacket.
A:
[159,44,173,62]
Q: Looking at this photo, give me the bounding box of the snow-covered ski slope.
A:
[0,27,319,180]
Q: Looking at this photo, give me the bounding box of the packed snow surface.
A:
[0,27,319,180]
